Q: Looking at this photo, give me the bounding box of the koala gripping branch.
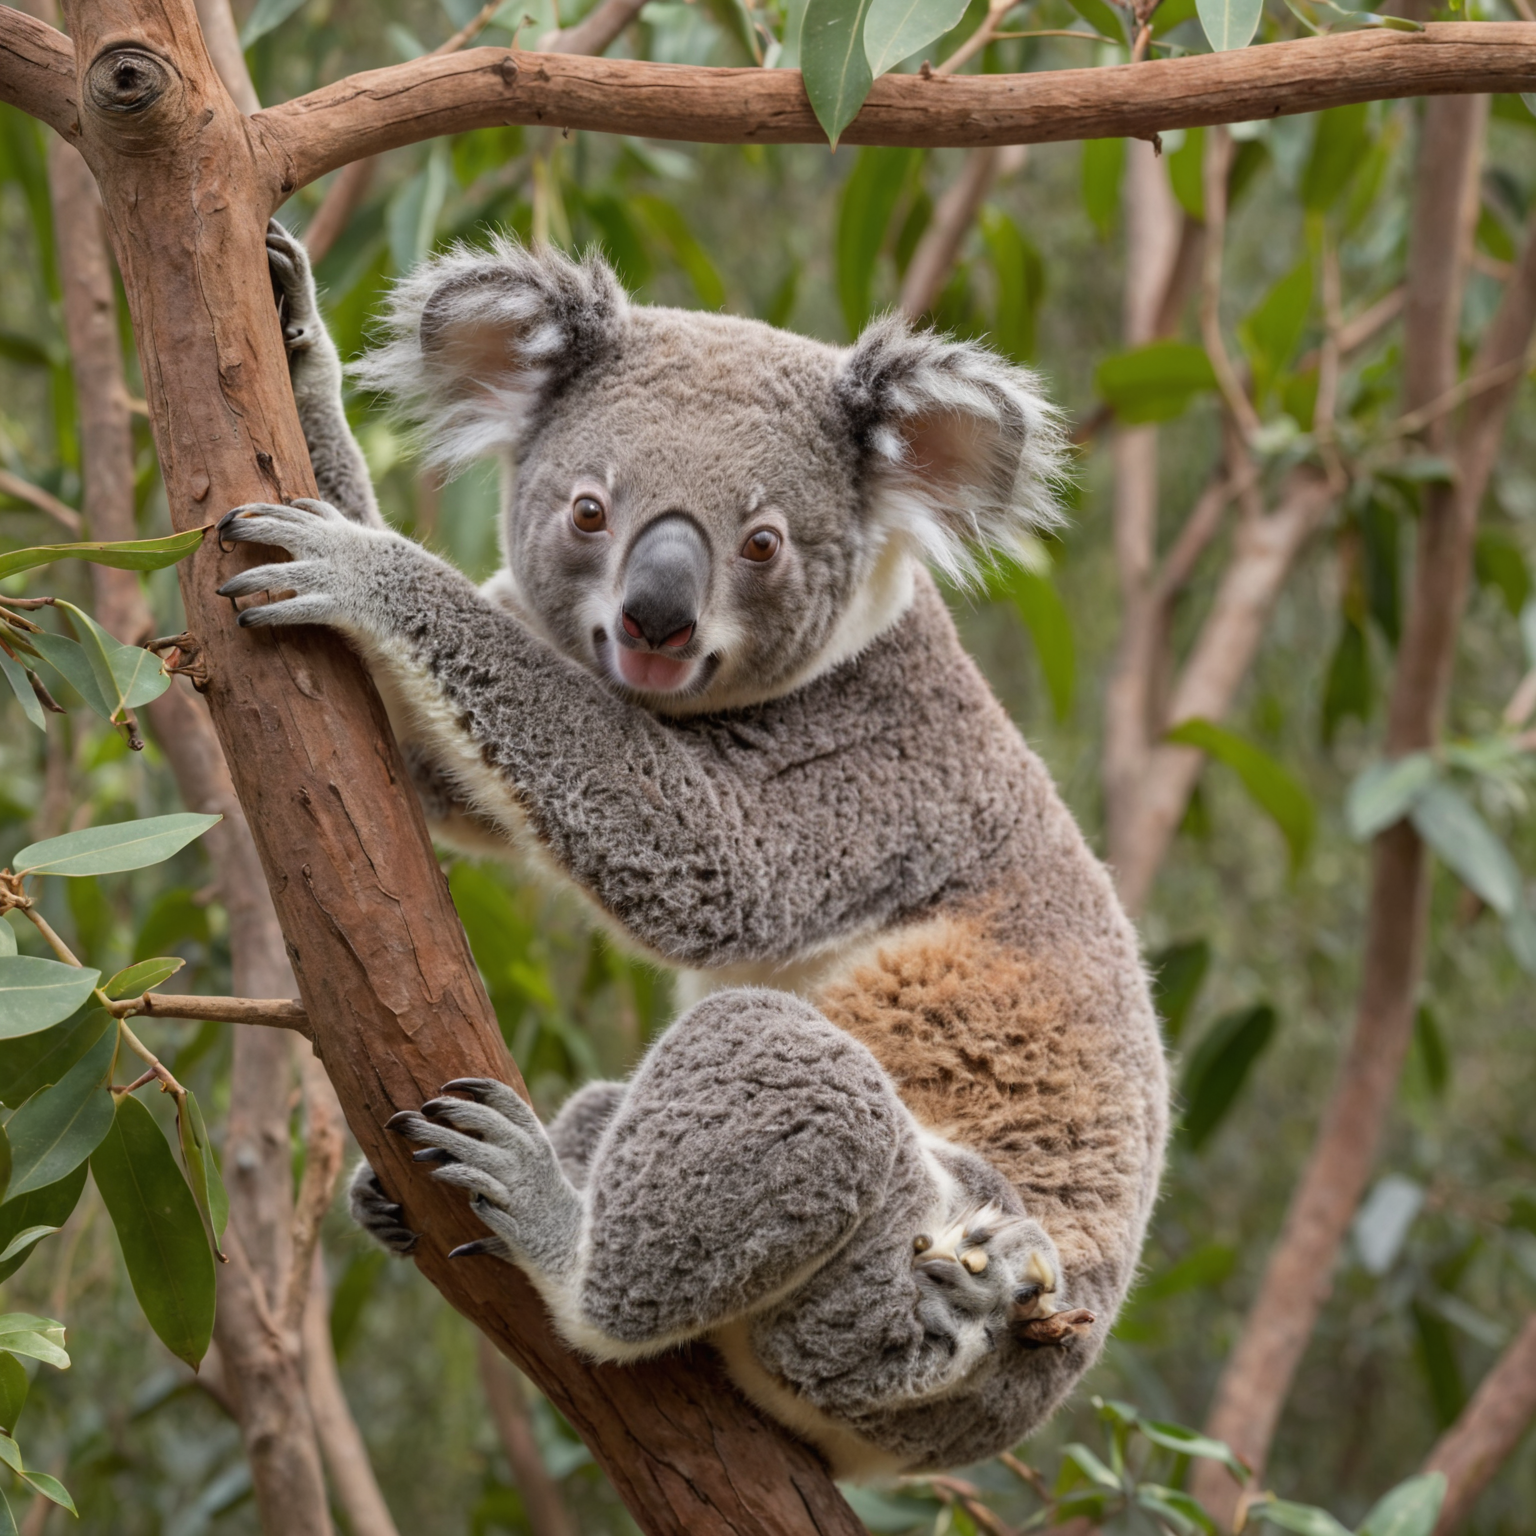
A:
[34,3,864,1533]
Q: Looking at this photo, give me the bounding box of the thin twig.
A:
[1199,124,1261,442]
[108,991,313,1034]
[281,1054,346,1336]
[1381,346,1534,443]
[0,468,81,535]
[934,0,1022,75]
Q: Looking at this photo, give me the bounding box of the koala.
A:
[225,222,1169,1478]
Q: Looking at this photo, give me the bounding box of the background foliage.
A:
[1,0,1534,1529]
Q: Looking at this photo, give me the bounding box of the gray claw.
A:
[413,1146,454,1164]
[449,1238,499,1259]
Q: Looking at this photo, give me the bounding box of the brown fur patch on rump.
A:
[815,911,1165,1291]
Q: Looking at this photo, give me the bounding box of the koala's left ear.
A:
[833,317,1065,578]
[351,236,627,469]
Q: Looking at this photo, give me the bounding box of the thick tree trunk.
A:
[39,3,861,1530]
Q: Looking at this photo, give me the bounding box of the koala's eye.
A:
[572,496,607,534]
[741,527,780,564]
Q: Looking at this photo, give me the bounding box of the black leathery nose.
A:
[621,513,709,649]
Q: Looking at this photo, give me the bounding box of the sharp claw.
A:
[449,1239,498,1259]
[440,1078,493,1099]
[386,1110,421,1134]
[419,1097,453,1118]
[413,1147,454,1164]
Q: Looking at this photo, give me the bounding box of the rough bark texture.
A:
[1189,96,1536,1526]
[1425,1314,1536,1533]
[40,105,337,1536]
[5,10,1535,157]
[35,3,864,1530]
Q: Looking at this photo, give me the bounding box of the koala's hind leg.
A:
[571,989,906,1352]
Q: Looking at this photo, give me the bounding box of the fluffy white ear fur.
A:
[834,316,1066,581]
[350,236,627,471]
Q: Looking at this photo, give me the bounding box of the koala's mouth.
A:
[615,647,697,692]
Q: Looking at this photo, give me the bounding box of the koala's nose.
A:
[621,514,709,649]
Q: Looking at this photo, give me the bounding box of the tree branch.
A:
[236,26,1536,198]
[1424,1314,1536,1533]
[899,145,1023,320]
[0,5,74,134]
[0,467,81,534]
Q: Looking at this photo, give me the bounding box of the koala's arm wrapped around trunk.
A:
[216,500,1030,971]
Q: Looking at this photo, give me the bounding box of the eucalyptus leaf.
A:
[1061,1441,1120,1489]
[0,1166,88,1285]
[1096,341,1218,425]
[0,1228,58,1266]
[992,561,1074,721]
[1136,1486,1216,1536]
[14,1469,73,1516]
[91,1095,217,1369]
[0,528,205,584]
[177,1089,228,1260]
[0,923,13,958]
[0,957,101,1041]
[1180,1004,1277,1150]
[1346,753,1436,840]
[0,1487,14,1536]
[1247,1499,1352,1536]
[1503,905,1536,976]
[3,1021,117,1197]
[1410,782,1522,916]
[0,1315,68,1371]
[1139,1419,1248,1476]
[1165,718,1314,873]
[0,1352,26,1434]
[239,0,308,46]
[12,812,221,877]
[1196,0,1261,50]
[51,601,169,720]
[863,0,968,76]
[104,956,186,1001]
[28,631,113,719]
[0,1007,112,1109]
[0,1125,8,1206]
[801,0,877,148]
[0,646,45,731]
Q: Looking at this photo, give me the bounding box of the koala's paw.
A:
[386,1079,583,1280]
[266,219,324,356]
[216,498,386,631]
[348,1160,419,1256]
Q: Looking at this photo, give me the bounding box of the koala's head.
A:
[355,237,1064,713]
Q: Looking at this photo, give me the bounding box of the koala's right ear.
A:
[351,236,627,469]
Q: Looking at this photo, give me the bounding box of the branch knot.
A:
[87,47,172,116]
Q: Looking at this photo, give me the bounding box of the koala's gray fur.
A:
[228,225,1169,1479]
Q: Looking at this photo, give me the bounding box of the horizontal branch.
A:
[250,24,1536,193]
[108,991,313,1035]
[0,5,74,135]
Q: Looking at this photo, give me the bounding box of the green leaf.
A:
[1247,1498,1352,1536]
[631,195,728,312]
[91,1095,217,1369]
[0,1007,112,1109]
[0,528,205,584]
[0,924,12,959]
[1503,905,1536,976]
[1139,1421,1247,1478]
[240,0,308,46]
[12,812,221,877]
[0,646,45,732]
[1096,341,1218,425]
[1360,495,1401,644]
[1081,139,1125,240]
[1196,0,1261,49]
[0,1166,88,1285]
[863,0,968,75]
[1320,619,1372,747]
[1239,261,1313,400]
[1066,0,1129,41]
[802,0,877,148]
[14,1468,73,1516]
[51,601,169,720]
[1164,718,1315,873]
[0,1126,7,1207]
[3,1021,117,1197]
[1166,128,1204,221]
[0,1354,27,1434]
[0,1228,58,1266]
[992,561,1074,720]
[26,631,113,719]
[836,148,919,334]
[979,207,1044,364]
[1061,1442,1121,1490]
[103,956,186,1001]
[1301,103,1370,212]
[1411,1301,1465,1429]
[1136,1486,1216,1535]
[1132,1241,1235,1302]
[1410,782,1522,916]
[0,1487,14,1536]
[0,957,101,1041]
[176,1089,228,1260]
[0,332,53,369]
[1346,753,1436,840]
[0,1315,68,1371]
[1412,1005,1450,1099]
[1474,529,1531,618]
[1179,1004,1277,1150]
